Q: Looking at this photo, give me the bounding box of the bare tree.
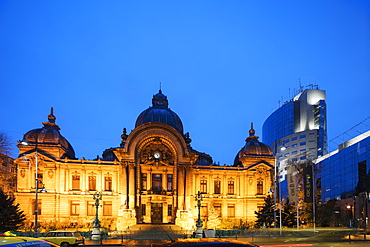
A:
[0,131,12,156]
[0,132,16,193]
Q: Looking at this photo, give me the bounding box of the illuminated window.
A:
[72,175,80,191]
[87,201,95,216]
[104,177,112,191]
[88,176,96,191]
[37,173,43,189]
[214,180,221,194]
[70,201,80,216]
[214,203,222,216]
[103,201,112,216]
[257,181,263,195]
[152,174,162,192]
[200,180,207,194]
[141,173,147,190]
[201,203,208,216]
[227,204,235,217]
[168,204,172,216]
[31,199,41,215]
[167,174,173,192]
[227,181,234,195]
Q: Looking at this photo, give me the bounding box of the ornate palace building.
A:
[14,90,275,230]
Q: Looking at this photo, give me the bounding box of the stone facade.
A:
[14,91,274,230]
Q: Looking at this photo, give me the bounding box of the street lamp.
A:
[92,191,102,241]
[194,191,203,238]
[274,140,285,234]
[20,136,47,238]
[346,204,353,227]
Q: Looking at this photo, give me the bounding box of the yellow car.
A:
[0,236,59,247]
[39,231,84,247]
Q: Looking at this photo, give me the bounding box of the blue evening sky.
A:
[1,1,369,164]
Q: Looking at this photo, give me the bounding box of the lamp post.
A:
[274,140,285,235]
[21,135,47,238]
[92,191,102,241]
[194,191,203,238]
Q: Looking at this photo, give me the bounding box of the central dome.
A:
[135,90,184,134]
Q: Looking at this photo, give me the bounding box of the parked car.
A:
[154,238,259,246]
[0,236,59,247]
[39,231,84,247]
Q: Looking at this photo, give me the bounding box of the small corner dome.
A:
[233,124,273,167]
[21,108,76,159]
[135,90,184,134]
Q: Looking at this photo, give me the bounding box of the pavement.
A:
[79,225,370,247]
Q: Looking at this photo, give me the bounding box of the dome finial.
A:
[48,107,56,123]
[249,122,255,136]
[159,82,162,94]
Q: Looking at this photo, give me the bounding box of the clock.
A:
[154,152,161,159]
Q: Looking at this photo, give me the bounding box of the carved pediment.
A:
[139,138,174,167]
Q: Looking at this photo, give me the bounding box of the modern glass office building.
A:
[316,130,370,202]
[262,87,327,199]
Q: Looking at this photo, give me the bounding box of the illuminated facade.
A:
[14,91,274,230]
[262,87,327,199]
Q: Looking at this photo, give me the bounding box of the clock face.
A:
[154,152,161,159]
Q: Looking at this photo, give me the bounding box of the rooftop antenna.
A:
[298,78,303,93]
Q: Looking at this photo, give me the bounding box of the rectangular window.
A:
[214,180,221,194]
[168,204,172,216]
[87,201,95,216]
[300,134,306,139]
[214,203,222,217]
[142,204,146,216]
[292,136,297,141]
[227,204,235,218]
[292,144,297,148]
[200,180,207,193]
[104,177,112,191]
[300,142,306,146]
[141,173,147,190]
[88,176,96,191]
[201,203,208,216]
[227,181,234,195]
[152,174,162,192]
[32,199,42,215]
[167,174,173,192]
[70,201,80,216]
[72,175,80,191]
[37,173,43,189]
[103,201,112,216]
[257,181,263,195]
[300,149,306,152]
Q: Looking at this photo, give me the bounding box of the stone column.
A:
[128,163,135,209]
[121,163,128,208]
[178,166,184,210]
[136,163,141,208]
[173,161,178,210]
